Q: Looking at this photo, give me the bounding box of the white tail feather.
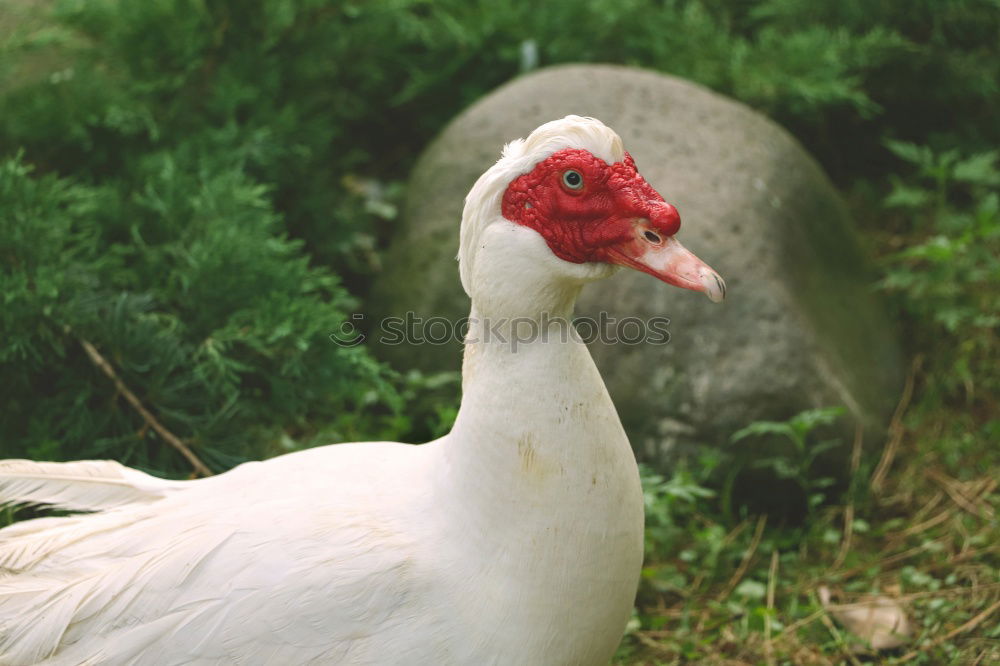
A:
[0,460,185,512]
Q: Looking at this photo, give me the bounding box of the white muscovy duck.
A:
[0,116,724,665]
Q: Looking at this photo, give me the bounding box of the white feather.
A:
[0,459,185,512]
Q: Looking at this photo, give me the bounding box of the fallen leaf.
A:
[819,585,912,651]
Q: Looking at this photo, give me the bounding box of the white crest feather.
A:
[0,459,185,513]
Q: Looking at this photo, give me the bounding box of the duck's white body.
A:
[0,116,723,665]
[0,314,642,666]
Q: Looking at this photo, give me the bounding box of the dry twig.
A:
[765,550,779,666]
[896,507,957,539]
[832,423,864,570]
[871,355,923,494]
[633,631,673,655]
[78,337,213,477]
[839,536,950,579]
[689,519,748,596]
[896,598,1000,663]
[835,582,1000,606]
[927,469,996,520]
[718,514,768,601]
[774,608,826,640]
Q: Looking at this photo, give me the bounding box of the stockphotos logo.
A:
[330,312,670,351]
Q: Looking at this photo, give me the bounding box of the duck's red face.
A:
[501,149,725,302]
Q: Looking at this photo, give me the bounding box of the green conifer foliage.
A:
[0,148,397,474]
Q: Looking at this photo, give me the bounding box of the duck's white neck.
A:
[429,222,644,662]
[439,222,636,522]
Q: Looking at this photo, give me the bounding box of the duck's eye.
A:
[561,169,584,190]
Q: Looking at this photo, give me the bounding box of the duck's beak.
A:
[624,234,726,303]
[601,212,726,303]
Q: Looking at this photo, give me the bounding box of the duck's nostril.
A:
[643,230,662,244]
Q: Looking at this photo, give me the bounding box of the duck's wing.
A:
[0,458,190,595]
[0,444,442,666]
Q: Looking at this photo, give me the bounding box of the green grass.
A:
[616,398,999,664]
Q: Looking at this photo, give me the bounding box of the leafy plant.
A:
[641,458,718,559]
[726,407,847,519]
[637,459,724,611]
[879,142,1000,400]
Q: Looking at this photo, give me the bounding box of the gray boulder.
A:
[371,64,902,464]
